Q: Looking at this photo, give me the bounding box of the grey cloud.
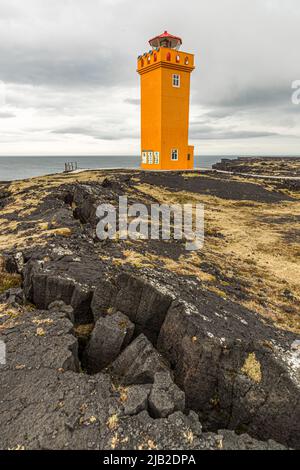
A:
[0,111,15,118]
[190,124,279,140]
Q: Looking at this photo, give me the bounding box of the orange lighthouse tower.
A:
[137,31,195,171]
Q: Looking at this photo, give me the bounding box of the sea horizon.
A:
[1,154,300,182]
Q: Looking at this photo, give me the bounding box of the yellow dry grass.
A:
[134,182,300,333]
[0,272,22,294]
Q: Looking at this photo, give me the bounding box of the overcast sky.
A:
[0,0,299,156]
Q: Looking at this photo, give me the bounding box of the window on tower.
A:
[172,74,180,88]
[171,149,178,161]
[148,152,153,164]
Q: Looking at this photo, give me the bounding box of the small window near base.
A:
[148,152,153,164]
[154,152,160,164]
[187,154,191,161]
[142,152,147,164]
[171,149,178,161]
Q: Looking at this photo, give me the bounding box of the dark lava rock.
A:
[111,334,169,385]
[218,430,287,450]
[73,184,99,225]
[0,189,10,209]
[141,171,293,203]
[0,368,117,450]
[83,312,134,374]
[48,300,75,323]
[0,307,79,372]
[148,371,185,418]
[5,252,24,274]
[102,177,112,188]
[95,273,173,344]
[158,299,300,448]
[23,259,96,324]
[101,410,222,450]
[91,273,173,343]
[0,287,24,306]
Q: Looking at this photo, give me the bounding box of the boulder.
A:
[114,273,173,343]
[91,279,118,320]
[110,334,169,385]
[83,312,134,374]
[148,371,185,418]
[0,287,24,305]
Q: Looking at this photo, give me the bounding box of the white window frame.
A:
[171,149,178,161]
[147,151,153,164]
[154,151,160,165]
[142,151,147,164]
[172,74,180,88]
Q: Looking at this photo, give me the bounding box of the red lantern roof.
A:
[149,31,182,50]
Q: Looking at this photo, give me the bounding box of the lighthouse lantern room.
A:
[137,31,195,171]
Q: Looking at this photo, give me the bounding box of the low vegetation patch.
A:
[0,272,22,294]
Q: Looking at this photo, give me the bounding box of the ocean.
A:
[0,155,230,182]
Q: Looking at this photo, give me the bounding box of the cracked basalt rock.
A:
[23,258,102,324]
[91,273,173,343]
[91,278,118,320]
[110,334,169,385]
[0,368,117,450]
[0,287,24,306]
[0,276,291,451]
[92,273,173,343]
[0,173,298,450]
[123,384,151,416]
[158,299,300,448]
[148,371,185,418]
[73,184,99,225]
[83,312,134,374]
